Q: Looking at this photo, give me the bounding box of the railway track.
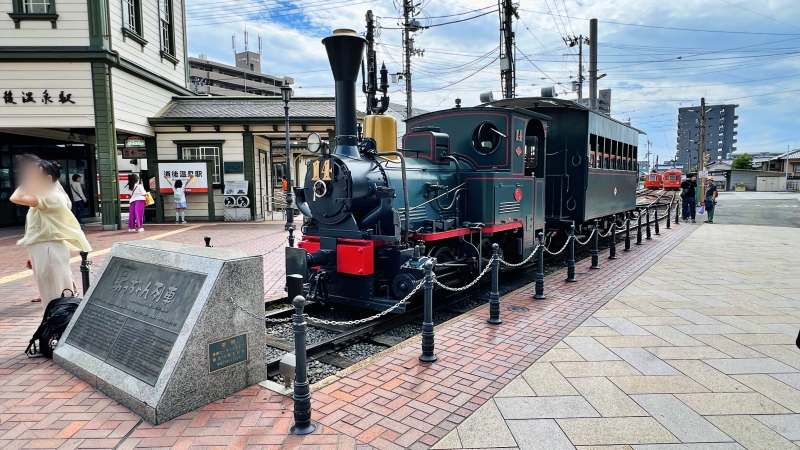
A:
[262,194,680,379]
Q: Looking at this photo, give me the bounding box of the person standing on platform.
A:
[69,174,87,224]
[704,177,718,224]
[681,174,697,223]
[164,173,193,224]
[126,173,147,232]
[11,155,91,308]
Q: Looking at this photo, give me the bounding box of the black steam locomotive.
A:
[286,29,643,312]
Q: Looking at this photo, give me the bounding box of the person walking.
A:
[163,173,193,224]
[126,173,147,232]
[11,155,91,309]
[69,174,87,224]
[703,177,718,224]
[680,174,698,223]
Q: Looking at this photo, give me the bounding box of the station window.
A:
[23,0,51,13]
[159,0,175,58]
[122,0,144,42]
[9,0,58,28]
[181,145,222,185]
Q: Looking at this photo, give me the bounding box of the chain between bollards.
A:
[590,219,599,270]
[289,295,317,435]
[636,210,643,245]
[534,232,546,300]
[624,212,632,252]
[609,215,618,259]
[645,207,652,240]
[79,251,90,295]
[565,224,577,282]
[419,260,437,363]
[487,244,502,325]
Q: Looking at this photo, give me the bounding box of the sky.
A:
[184,0,800,164]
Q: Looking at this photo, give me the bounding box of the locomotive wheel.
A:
[429,245,456,264]
[391,273,417,299]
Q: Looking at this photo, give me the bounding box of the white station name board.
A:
[159,162,210,194]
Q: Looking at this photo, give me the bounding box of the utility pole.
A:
[646,140,652,172]
[363,10,390,115]
[564,35,589,100]
[589,18,598,110]
[402,0,414,120]
[499,0,519,99]
[699,97,707,200]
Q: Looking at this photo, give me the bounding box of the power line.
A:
[516,8,800,35]
[716,0,800,31]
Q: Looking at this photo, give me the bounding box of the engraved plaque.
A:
[208,334,248,373]
[66,257,207,385]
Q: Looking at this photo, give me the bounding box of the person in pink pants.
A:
[126,173,147,232]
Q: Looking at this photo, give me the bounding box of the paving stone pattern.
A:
[0,215,697,448]
[435,224,800,449]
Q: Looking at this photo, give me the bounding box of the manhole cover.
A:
[507,306,529,312]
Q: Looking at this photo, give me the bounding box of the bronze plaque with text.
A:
[66,257,207,385]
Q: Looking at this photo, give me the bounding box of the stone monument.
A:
[54,241,267,425]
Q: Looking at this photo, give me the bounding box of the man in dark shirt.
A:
[704,178,718,223]
[680,174,697,223]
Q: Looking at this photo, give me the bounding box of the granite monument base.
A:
[54,241,267,425]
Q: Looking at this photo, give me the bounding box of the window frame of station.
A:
[589,134,637,171]
[176,141,225,187]
[121,0,147,46]
[158,0,178,64]
[8,0,58,29]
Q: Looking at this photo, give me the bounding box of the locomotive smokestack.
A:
[322,29,366,159]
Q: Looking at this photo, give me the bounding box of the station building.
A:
[0,0,192,229]
[0,0,335,227]
[147,96,337,222]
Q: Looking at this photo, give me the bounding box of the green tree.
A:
[731,153,754,170]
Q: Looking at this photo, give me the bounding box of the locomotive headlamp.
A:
[307,133,322,153]
[313,180,328,199]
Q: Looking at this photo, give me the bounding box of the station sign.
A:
[126,137,146,147]
[158,161,210,194]
[122,147,147,159]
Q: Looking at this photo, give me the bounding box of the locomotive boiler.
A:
[286,28,644,313]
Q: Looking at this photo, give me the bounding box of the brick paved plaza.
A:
[0,219,798,449]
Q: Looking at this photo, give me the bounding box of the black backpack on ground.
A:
[25,289,82,358]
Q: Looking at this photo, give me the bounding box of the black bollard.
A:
[419,260,438,362]
[666,203,671,229]
[636,210,643,245]
[645,207,652,240]
[609,215,618,260]
[590,219,599,269]
[624,212,632,252]
[565,224,577,282]
[487,244,502,325]
[290,295,317,435]
[534,232,546,300]
[287,274,304,301]
[675,199,681,224]
[654,206,660,235]
[204,236,211,247]
[79,251,90,295]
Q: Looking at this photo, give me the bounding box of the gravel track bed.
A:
[265,345,289,361]
[337,342,388,362]
[266,322,337,344]
[269,359,339,386]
